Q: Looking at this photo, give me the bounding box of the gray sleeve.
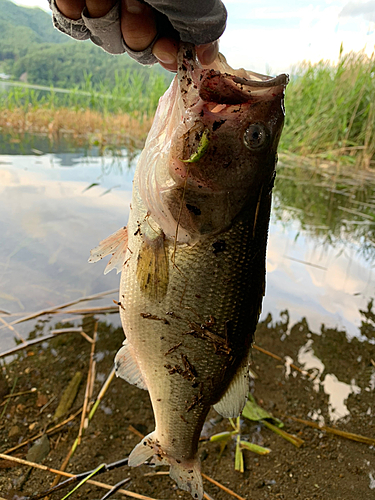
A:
[49,0,227,64]
[147,0,227,45]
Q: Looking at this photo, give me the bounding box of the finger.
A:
[196,41,219,66]
[152,37,178,71]
[55,0,86,20]
[86,0,116,18]
[121,0,157,52]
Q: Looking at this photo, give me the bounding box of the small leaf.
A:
[210,431,235,443]
[262,420,304,448]
[242,394,284,428]
[240,440,271,455]
[53,372,82,420]
[181,129,210,163]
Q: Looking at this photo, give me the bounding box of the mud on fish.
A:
[90,43,288,500]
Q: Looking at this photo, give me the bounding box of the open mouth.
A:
[177,43,289,108]
[198,70,288,105]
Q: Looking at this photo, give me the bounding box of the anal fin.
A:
[114,340,147,391]
[213,355,250,418]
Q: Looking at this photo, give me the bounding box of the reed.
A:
[281,47,375,168]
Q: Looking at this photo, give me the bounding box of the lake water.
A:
[1,134,374,422]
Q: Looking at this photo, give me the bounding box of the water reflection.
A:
[0,146,136,349]
[0,143,375,351]
[259,303,375,424]
[263,155,375,337]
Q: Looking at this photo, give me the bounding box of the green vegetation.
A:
[2,71,169,116]
[0,0,66,62]
[281,47,375,168]
[0,0,168,88]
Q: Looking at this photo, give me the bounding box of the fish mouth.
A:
[177,43,289,107]
[199,70,288,105]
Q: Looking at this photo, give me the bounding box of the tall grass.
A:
[281,47,375,168]
[1,69,169,117]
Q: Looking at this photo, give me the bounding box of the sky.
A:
[11,0,375,74]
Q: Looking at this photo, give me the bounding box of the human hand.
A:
[55,0,222,71]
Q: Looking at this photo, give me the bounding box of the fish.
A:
[89,44,288,500]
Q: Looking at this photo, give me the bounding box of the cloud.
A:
[340,1,375,22]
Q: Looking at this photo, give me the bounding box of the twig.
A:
[0,376,18,420]
[26,458,129,500]
[286,415,375,446]
[78,321,98,441]
[0,315,25,343]
[99,478,132,500]
[0,289,118,330]
[143,471,243,500]
[2,387,37,401]
[202,473,246,500]
[79,329,95,344]
[0,329,84,359]
[49,322,98,491]
[51,306,118,315]
[3,407,83,455]
[261,420,304,448]
[128,424,145,439]
[88,367,115,421]
[253,344,310,377]
[48,446,74,493]
[0,453,158,500]
[203,493,215,500]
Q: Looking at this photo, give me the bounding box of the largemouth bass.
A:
[90,44,288,499]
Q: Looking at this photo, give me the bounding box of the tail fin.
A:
[128,432,204,500]
[170,459,203,500]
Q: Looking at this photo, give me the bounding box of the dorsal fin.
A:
[88,226,128,274]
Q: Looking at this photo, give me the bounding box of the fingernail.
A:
[153,50,176,65]
[125,0,144,14]
[200,42,219,65]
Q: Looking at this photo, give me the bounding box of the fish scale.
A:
[90,43,288,499]
[118,179,271,481]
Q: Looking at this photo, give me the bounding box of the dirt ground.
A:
[0,311,374,500]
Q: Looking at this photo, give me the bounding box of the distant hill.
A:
[0,0,67,44]
[0,0,168,88]
[0,0,67,61]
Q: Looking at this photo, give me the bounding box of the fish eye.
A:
[244,123,269,150]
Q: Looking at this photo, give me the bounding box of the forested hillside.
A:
[0,0,167,87]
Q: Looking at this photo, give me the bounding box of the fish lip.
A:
[177,43,289,107]
[198,70,288,105]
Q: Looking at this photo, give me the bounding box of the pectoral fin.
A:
[136,232,169,301]
[213,355,250,418]
[114,340,147,390]
[89,226,128,274]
